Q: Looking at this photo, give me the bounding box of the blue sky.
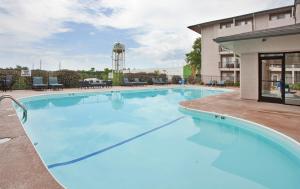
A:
[0,0,294,71]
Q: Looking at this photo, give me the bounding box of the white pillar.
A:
[234,71,237,83]
[292,68,295,84]
[233,53,237,83]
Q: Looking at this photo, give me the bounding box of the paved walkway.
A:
[0,86,300,188]
[181,90,300,142]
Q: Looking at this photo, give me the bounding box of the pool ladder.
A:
[0,95,27,122]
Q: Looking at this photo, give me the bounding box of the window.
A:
[221,55,235,68]
[235,19,252,26]
[220,22,233,29]
[269,11,292,20]
[221,55,234,64]
[221,71,234,82]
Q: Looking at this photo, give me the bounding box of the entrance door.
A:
[259,55,284,103]
[285,53,300,105]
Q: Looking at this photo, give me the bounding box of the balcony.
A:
[219,61,240,70]
[219,46,233,54]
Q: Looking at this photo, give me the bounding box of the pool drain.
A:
[0,137,11,144]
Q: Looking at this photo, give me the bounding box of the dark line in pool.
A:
[47,116,185,169]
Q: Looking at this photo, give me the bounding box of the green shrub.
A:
[234,82,240,87]
[112,72,123,86]
[183,64,192,80]
[55,70,81,88]
[290,83,300,90]
[124,72,167,84]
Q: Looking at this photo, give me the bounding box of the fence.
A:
[200,75,239,86]
[0,69,186,90]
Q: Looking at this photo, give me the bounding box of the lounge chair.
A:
[105,80,112,88]
[158,78,167,85]
[134,78,147,86]
[152,78,163,85]
[49,77,63,90]
[79,80,90,89]
[206,80,214,86]
[32,77,47,90]
[1,75,13,91]
[123,78,134,86]
[217,80,225,87]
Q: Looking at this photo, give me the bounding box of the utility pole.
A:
[39,59,42,70]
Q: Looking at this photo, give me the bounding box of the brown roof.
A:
[214,23,300,43]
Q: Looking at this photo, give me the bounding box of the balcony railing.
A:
[286,64,300,68]
[219,46,232,53]
[219,61,240,69]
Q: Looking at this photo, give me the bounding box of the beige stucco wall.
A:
[201,25,220,83]
[222,34,300,100]
[254,14,269,30]
[296,4,300,23]
[240,53,259,100]
[199,5,298,86]
[222,34,300,55]
[254,14,295,31]
[217,24,252,37]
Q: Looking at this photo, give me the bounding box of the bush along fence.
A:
[0,69,185,90]
[0,69,110,90]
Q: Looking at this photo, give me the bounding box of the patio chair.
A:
[2,75,13,91]
[152,78,163,85]
[32,77,47,90]
[105,80,112,88]
[217,80,225,87]
[134,78,147,86]
[48,77,63,90]
[205,80,213,86]
[158,78,167,85]
[123,78,134,86]
[79,80,90,89]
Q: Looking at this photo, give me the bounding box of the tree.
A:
[185,37,201,77]
[15,65,29,70]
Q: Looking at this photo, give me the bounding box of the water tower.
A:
[112,42,125,73]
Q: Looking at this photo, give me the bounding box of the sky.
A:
[0,0,294,71]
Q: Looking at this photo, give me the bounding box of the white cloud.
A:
[0,0,294,70]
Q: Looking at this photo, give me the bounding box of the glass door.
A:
[259,56,284,103]
[285,53,300,105]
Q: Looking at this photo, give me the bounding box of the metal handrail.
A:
[0,95,27,121]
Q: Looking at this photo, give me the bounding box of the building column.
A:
[234,71,237,83]
[292,69,295,84]
[233,53,237,83]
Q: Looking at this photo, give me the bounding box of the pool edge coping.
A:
[11,86,233,188]
[12,86,300,188]
[179,105,300,150]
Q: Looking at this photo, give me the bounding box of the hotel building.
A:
[188,0,300,105]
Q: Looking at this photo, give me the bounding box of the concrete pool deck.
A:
[0,85,300,188]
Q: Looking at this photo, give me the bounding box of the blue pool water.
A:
[17,88,300,189]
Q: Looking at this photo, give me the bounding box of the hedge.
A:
[1,68,185,89]
[0,69,108,89]
[123,72,167,84]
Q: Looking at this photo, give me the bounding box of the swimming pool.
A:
[16,87,300,189]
